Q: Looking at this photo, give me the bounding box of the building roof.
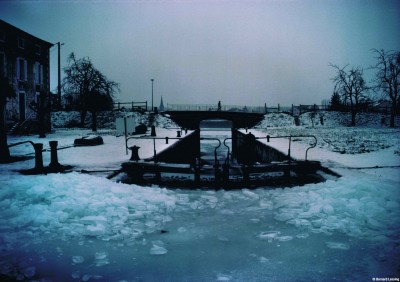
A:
[0,19,53,47]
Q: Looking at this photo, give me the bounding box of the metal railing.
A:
[126,136,178,160]
[166,103,266,113]
[223,134,317,164]
[113,101,148,111]
[125,135,222,165]
[262,135,317,161]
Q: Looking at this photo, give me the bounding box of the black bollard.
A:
[49,141,61,169]
[129,145,140,161]
[33,143,44,171]
[151,125,156,137]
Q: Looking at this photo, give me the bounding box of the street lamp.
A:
[52,42,64,105]
[151,78,154,112]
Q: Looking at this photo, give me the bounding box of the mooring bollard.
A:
[151,125,156,137]
[49,141,61,169]
[129,145,140,161]
[33,143,44,171]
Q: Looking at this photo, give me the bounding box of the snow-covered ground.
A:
[1,112,399,281]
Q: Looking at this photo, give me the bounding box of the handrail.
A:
[223,138,232,165]
[126,136,183,160]
[8,140,36,149]
[201,137,221,166]
[126,135,222,166]
[262,135,317,161]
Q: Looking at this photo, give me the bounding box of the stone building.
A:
[0,19,53,132]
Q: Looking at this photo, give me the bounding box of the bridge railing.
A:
[113,101,148,111]
[167,103,266,113]
[166,103,375,116]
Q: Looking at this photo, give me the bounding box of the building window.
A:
[34,62,43,85]
[16,57,27,81]
[18,37,25,49]
[35,44,41,55]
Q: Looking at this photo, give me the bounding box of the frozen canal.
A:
[1,116,399,281]
[1,174,397,281]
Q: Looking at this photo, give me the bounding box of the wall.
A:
[232,129,289,164]
[147,130,200,164]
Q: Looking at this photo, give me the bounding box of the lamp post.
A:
[151,78,154,112]
[52,42,64,105]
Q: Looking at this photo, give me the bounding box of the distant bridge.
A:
[165,103,329,117]
[166,110,265,129]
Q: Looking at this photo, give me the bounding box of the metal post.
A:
[56,42,64,105]
[151,78,154,112]
[124,117,128,155]
[57,42,61,104]
[153,139,157,161]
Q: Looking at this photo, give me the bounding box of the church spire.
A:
[159,96,165,111]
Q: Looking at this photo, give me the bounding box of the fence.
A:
[167,103,328,116]
[167,103,267,113]
[112,101,397,116]
[113,101,148,111]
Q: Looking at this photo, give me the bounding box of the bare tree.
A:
[372,49,400,127]
[330,64,368,126]
[62,53,119,130]
[0,77,16,162]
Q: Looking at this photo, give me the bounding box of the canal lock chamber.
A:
[120,120,339,189]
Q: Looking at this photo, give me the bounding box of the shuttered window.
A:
[16,57,28,81]
[34,62,43,84]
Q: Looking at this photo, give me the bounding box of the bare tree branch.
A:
[330,64,369,126]
[62,53,120,130]
[372,49,400,127]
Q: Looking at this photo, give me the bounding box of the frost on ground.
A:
[0,111,399,281]
[255,111,400,154]
[52,110,179,129]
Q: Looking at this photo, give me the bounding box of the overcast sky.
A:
[1,0,400,107]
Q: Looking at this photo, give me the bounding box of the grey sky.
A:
[1,0,399,107]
